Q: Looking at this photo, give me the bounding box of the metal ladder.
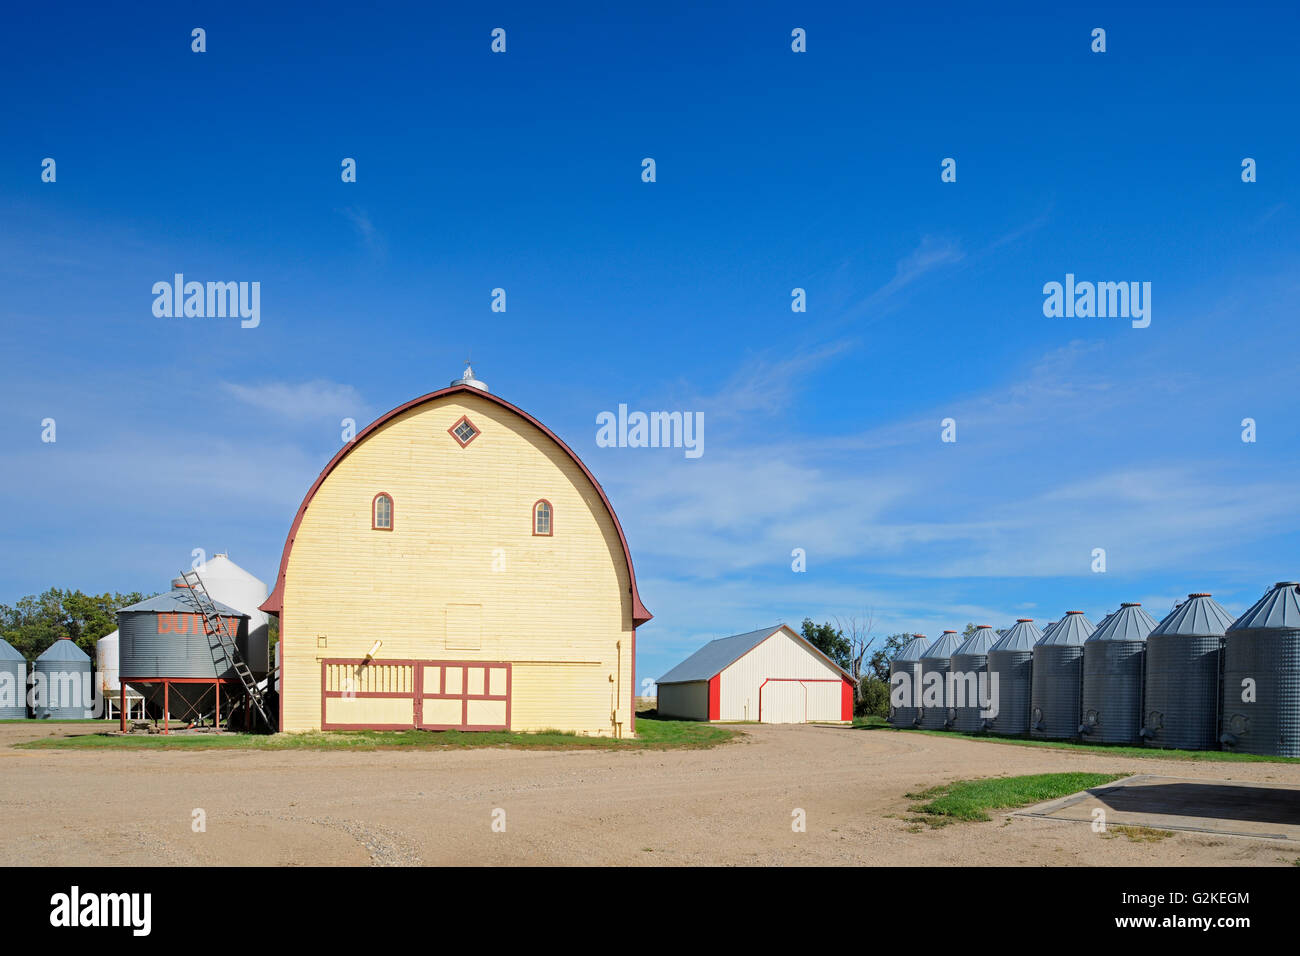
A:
[177,568,276,730]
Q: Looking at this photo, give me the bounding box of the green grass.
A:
[854,715,1300,764]
[906,771,1126,824]
[14,714,739,752]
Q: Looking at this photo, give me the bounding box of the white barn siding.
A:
[719,630,844,722]
[657,680,708,720]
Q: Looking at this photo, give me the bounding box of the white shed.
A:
[656,624,853,723]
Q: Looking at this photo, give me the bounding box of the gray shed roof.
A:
[1151,593,1234,636]
[0,637,24,661]
[118,588,245,618]
[894,634,932,662]
[657,625,851,684]
[1229,581,1300,631]
[1037,612,1095,646]
[989,619,1043,652]
[1087,603,1158,643]
[953,625,1000,656]
[36,638,90,662]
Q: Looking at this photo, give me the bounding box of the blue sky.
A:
[2,2,1298,687]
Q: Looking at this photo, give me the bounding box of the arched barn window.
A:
[533,499,553,536]
[372,493,394,530]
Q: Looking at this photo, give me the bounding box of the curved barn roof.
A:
[260,383,651,626]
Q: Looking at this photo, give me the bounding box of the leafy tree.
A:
[799,618,850,669]
[0,588,151,660]
[867,632,911,683]
[856,677,890,718]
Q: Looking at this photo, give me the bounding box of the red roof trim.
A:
[259,384,651,626]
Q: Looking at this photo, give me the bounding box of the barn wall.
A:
[281,391,635,736]
[718,629,846,722]
[657,681,709,720]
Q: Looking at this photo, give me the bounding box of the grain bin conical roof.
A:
[119,588,245,617]
[36,637,90,661]
[1087,603,1158,642]
[1151,593,1234,636]
[990,619,1042,652]
[894,634,932,661]
[954,625,1000,655]
[1037,611,1094,645]
[0,637,23,661]
[920,630,964,659]
[1228,582,1300,631]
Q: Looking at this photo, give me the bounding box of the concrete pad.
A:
[1012,773,1300,841]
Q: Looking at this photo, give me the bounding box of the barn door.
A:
[759,679,806,723]
[418,661,511,731]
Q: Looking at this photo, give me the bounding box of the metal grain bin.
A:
[986,619,1043,735]
[1080,603,1158,744]
[1143,593,1233,751]
[1031,611,1094,739]
[918,630,964,729]
[1221,581,1300,757]
[950,625,1000,732]
[889,634,932,727]
[31,638,93,719]
[117,586,261,715]
[0,637,27,719]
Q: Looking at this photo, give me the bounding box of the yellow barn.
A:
[260,367,651,736]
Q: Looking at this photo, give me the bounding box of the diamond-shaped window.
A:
[449,416,480,447]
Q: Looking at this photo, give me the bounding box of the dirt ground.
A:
[2,721,1298,866]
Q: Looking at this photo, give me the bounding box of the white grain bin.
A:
[172,553,270,649]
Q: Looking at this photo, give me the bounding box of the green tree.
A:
[0,588,150,659]
[856,676,890,718]
[867,632,911,683]
[799,618,850,669]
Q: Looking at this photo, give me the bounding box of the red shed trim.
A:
[261,385,649,625]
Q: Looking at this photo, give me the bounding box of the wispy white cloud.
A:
[337,206,384,255]
[221,380,369,424]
